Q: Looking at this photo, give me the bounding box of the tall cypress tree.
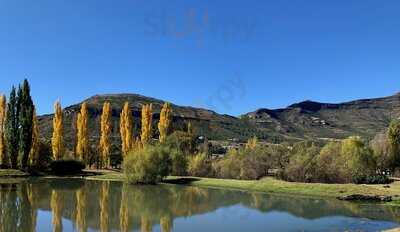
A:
[18,79,34,169]
[5,86,19,168]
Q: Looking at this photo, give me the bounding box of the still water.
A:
[0,178,399,232]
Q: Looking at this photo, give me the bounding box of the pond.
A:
[0,178,399,232]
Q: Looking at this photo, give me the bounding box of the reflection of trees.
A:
[160,215,172,232]
[0,180,400,232]
[141,216,152,232]
[119,184,129,232]
[99,181,110,232]
[76,185,87,232]
[51,190,63,232]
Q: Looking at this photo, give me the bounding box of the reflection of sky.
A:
[35,204,399,232]
[168,205,399,232]
[36,210,75,232]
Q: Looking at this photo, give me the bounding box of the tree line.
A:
[0,79,174,172]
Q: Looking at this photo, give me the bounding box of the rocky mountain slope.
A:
[37,92,400,150]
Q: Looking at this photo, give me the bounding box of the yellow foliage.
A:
[29,109,40,166]
[52,101,64,160]
[76,102,89,164]
[246,136,258,150]
[0,95,6,166]
[120,102,133,158]
[99,102,112,169]
[141,104,153,145]
[158,103,173,143]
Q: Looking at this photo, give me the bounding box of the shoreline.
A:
[2,169,400,206]
[85,171,400,206]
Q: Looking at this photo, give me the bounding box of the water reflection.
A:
[0,179,399,232]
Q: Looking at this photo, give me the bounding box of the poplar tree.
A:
[158,102,172,143]
[52,101,64,160]
[388,119,400,168]
[29,108,39,166]
[99,102,112,168]
[120,102,133,158]
[141,104,153,145]
[76,102,89,164]
[18,79,35,169]
[0,95,7,167]
[5,86,19,168]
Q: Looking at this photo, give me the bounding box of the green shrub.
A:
[352,174,391,185]
[188,153,211,177]
[170,149,188,176]
[123,145,171,184]
[49,160,85,175]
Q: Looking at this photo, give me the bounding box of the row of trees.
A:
[51,99,174,169]
[0,80,39,170]
[0,79,175,171]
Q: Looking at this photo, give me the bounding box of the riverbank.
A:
[2,169,399,206]
[86,171,400,205]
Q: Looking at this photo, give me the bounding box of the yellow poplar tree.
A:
[246,136,258,150]
[29,108,40,166]
[120,102,133,158]
[141,104,153,145]
[76,102,89,163]
[99,102,112,169]
[0,95,6,166]
[158,103,173,143]
[52,101,64,160]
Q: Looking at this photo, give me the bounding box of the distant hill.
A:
[244,93,400,141]
[37,92,400,150]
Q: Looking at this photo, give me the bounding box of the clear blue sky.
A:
[1,0,400,115]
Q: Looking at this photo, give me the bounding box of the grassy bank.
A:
[86,171,400,202]
[0,169,29,177]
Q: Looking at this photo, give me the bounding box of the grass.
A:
[0,169,29,177]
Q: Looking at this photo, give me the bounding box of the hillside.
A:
[37,92,400,150]
[244,93,400,140]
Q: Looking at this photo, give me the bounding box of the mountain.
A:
[244,93,400,141]
[37,94,262,150]
[37,92,400,151]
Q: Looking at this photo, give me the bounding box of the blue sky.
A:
[1,0,400,115]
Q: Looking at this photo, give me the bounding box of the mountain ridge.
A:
[37,92,400,151]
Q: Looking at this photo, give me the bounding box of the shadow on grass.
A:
[163,177,201,185]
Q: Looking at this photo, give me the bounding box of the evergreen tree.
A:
[141,104,153,145]
[52,101,64,160]
[99,102,112,168]
[18,79,35,169]
[76,102,89,164]
[120,102,133,158]
[158,102,172,143]
[0,95,7,167]
[5,86,19,168]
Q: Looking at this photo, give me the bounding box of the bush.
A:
[170,149,188,176]
[49,160,85,175]
[352,174,391,185]
[123,145,171,184]
[188,153,211,177]
[280,137,378,184]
